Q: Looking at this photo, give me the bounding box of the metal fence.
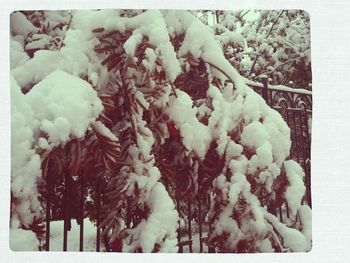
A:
[247,77,312,207]
[43,78,312,252]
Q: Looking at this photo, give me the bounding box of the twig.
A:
[170,83,178,98]
[266,11,285,37]
[205,61,235,85]
[240,10,251,19]
[58,12,73,51]
[215,10,220,24]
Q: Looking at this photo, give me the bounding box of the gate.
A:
[42,78,312,252]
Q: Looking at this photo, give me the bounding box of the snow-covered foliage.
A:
[11,70,102,227]
[10,9,311,253]
[214,10,311,88]
[10,71,103,251]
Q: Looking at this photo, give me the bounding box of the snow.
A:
[181,233,209,253]
[243,73,312,96]
[284,160,306,216]
[91,121,118,142]
[124,32,143,57]
[211,202,243,250]
[11,25,100,89]
[10,219,99,252]
[11,77,42,228]
[298,205,312,245]
[229,156,249,175]
[142,48,157,72]
[10,39,29,69]
[124,183,179,253]
[241,122,270,149]
[48,219,97,251]
[215,30,245,48]
[225,141,243,159]
[264,211,311,252]
[25,34,52,50]
[12,50,64,87]
[120,124,179,252]
[11,70,103,231]
[166,90,211,159]
[104,10,181,82]
[26,70,103,148]
[257,238,274,253]
[269,85,312,95]
[10,11,38,36]
[10,228,40,251]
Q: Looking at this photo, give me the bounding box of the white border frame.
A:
[1,0,350,262]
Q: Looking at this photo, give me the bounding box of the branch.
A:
[205,61,235,85]
[215,10,220,24]
[248,54,261,76]
[240,10,251,19]
[266,11,285,37]
[170,83,178,98]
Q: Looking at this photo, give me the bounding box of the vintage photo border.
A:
[1,0,350,262]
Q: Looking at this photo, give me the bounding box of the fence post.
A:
[96,176,101,252]
[79,172,84,251]
[63,172,68,251]
[126,197,131,228]
[303,109,312,207]
[187,200,193,253]
[260,75,269,105]
[207,194,215,253]
[198,197,203,253]
[45,163,51,251]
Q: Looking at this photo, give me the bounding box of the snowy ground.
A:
[48,219,210,252]
[181,233,209,253]
[48,219,98,251]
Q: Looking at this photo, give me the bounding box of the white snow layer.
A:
[284,160,306,216]
[25,70,103,148]
[11,219,98,251]
[10,39,29,69]
[123,183,179,252]
[72,10,181,83]
[10,11,39,36]
[10,228,40,251]
[264,211,311,252]
[11,29,98,88]
[48,219,97,251]
[166,90,211,159]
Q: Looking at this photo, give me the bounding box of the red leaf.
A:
[92,27,105,33]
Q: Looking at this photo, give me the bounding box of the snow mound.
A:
[11,70,103,229]
[25,70,103,148]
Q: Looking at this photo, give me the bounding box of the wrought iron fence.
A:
[43,78,312,252]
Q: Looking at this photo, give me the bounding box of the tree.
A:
[10,9,311,252]
[214,10,311,88]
